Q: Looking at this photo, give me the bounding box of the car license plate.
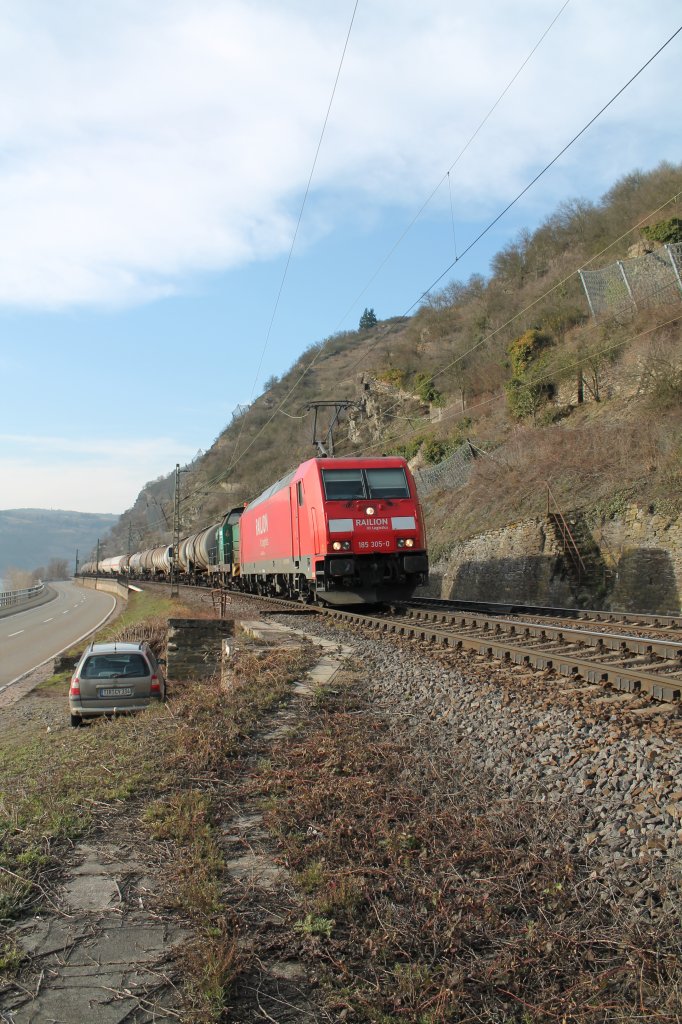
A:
[99,687,134,698]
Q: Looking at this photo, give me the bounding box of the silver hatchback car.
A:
[69,641,166,727]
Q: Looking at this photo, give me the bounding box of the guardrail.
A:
[0,583,45,608]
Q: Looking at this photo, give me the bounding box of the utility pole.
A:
[170,464,189,598]
[307,401,355,457]
[74,549,79,579]
[95,539,100,589]
[127,523,133,555]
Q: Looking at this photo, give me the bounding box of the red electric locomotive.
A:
[239,456,428,605]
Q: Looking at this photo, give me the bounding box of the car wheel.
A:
[70,714,82,728]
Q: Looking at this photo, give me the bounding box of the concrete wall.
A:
[77,577,129,602]
[426,505,682,614]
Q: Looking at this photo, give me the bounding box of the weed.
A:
[181,925,241,1023]
[0,939,23,974]
[311,684,329,707]
[315,873,366,918]
[293,913,334,938]
[296,860,326,894]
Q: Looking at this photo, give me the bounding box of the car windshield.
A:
[321,467,410,500]
[82,653,149,679]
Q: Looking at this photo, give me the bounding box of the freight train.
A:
[81,456,428,606]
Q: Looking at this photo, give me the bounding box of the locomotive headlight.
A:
[397,538,405,548]
[342,540,351,550]
[405,538,415,548]
[365,506,375,515]
[332,541,342,551]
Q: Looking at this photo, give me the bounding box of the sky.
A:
[0,0,680,515]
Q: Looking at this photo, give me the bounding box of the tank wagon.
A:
[83,457,428,606]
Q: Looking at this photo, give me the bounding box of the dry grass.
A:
[425,395,682,559]
[255,680,682,1023]
[0,610,317,1022]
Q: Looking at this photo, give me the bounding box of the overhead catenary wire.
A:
[225,0,360,472]
[347,186,682,431]
[404,22,682,317]
[172,292,682,535]
[195,1,571,503]
[360,308,682,458]
[182,179,682,515]
[331,0,572,332]
[196,32,682,496]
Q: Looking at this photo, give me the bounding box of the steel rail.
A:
[402,596,681,630]
[394,607,682,661]
[325,607,682,704]
[131,579,682,702]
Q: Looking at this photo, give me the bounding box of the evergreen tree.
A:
[359,307,378,330]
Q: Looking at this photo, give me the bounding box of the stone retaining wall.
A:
[425,504,682,613]
[166,618,234,681]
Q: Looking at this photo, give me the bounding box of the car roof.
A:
[83,642,148,655]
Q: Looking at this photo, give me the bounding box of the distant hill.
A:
[0,509,119,580]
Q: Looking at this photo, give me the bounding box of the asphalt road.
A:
[0,581,117,689]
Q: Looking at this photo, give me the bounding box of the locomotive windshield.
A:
[322,469,365,499]
[366,467,410,499]
[322,467,410,500]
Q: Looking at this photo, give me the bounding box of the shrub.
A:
[377,367,407,390]
[641,217,682,245]
[421,437,451,463]
[506,330,556,421]
[395,435,426,461]
[413,373,443,405]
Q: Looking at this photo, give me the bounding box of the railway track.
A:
[138,580,682,704]
[403,595,681,630]
[326,600,682,704]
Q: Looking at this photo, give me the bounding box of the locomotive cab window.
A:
[322,469,365,500]
[322,466,410,501]
[366,467,410,499]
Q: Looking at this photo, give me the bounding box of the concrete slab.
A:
[13,918,92,957]
[239,620,301,645]
[9,988,142,1024]
[67,922,171,964]
[239,618,355,687]
[71,844,144,876]
[62,873,121,912]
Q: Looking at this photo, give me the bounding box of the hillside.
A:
[106,161,682,575]
[0,509,118,582]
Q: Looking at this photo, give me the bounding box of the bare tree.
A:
[3,567,34,591]
[45,558,69,580]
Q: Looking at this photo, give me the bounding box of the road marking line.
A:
[3,592,117,692]
[43,618,54,622]
[8,630,24,637]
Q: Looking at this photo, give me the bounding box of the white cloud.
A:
[0,0,678,308]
